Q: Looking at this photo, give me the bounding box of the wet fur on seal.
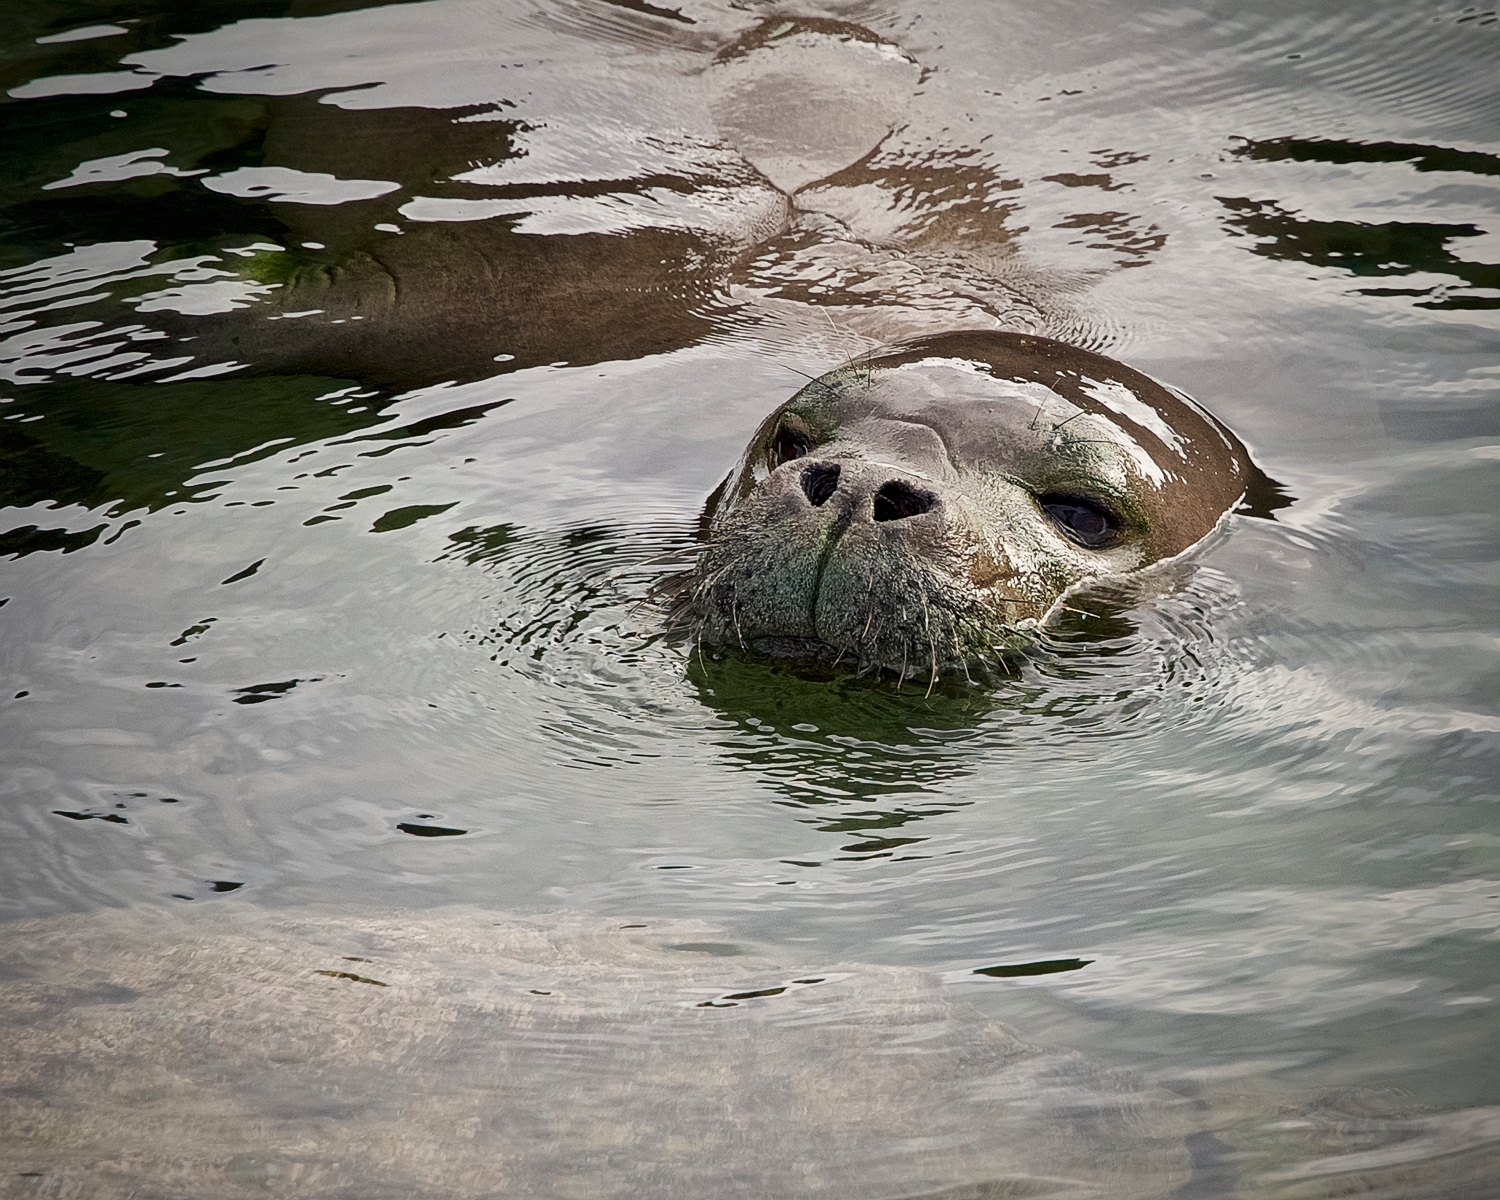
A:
[673,331,1265,680]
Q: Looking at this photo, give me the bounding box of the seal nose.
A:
[872,479,936,522]
[800,462,841,507]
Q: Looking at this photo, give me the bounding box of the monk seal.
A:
[676,330,1270,679]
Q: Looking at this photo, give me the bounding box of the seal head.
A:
[681,331,1257,677]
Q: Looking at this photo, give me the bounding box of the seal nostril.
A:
[872,479,936,522]
[800,462,841,507]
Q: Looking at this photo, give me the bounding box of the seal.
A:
[678,330,1261,679]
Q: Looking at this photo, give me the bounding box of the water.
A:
[1,0,1498,1194]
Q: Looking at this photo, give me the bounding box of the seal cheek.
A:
[956,534,1053,626]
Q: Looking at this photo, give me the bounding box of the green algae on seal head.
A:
[678,331,1276,678]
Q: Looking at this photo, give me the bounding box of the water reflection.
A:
[680,569,1245,864]
[0,372,357,518]
[688,652,988,859]
[1221,136,1500,311]
[2,0,1499,1188]
[2,7,946,398]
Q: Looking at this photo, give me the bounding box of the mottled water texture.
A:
[6,905,1500,1200]
[1,906,1195,1199]
[0,0,1498,1196]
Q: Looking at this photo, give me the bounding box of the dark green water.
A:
[1,0,1497,1195]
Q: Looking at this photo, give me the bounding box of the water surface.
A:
[1,0,1498,1194]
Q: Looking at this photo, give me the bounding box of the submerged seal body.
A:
[681,331,1256,677]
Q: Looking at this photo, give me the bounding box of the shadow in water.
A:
[1221,136,1500,311]
[681,580,1157,862]
[687,650,995,859]
[0,27,757,549]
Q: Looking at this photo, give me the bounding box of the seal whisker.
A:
[860,575,878,642]
[1028,391,1048,431]
[820,307,864,379]
[1049,410,1091,432]
[951,629,974,686]
[919,592,939,698]
[781,364,844,403]
[635,549,696,568]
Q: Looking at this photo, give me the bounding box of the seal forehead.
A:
[847,358,1177,493]
[866,353,1192,466]
[889,355,996,378]
[851,331,1250,556]
[862,357,1059,428]
[1076,376,1187,458]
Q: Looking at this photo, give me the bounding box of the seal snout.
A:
[798,460,940,524]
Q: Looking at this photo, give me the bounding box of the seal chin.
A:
[747,635,844,661]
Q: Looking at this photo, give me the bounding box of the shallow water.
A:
[1,0,1498,1194]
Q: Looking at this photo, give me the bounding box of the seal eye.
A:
[1039,493,1121,549]
[770,422,813,468]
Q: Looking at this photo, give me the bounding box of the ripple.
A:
[443,517,694,679]
[1107,1,1500,136]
